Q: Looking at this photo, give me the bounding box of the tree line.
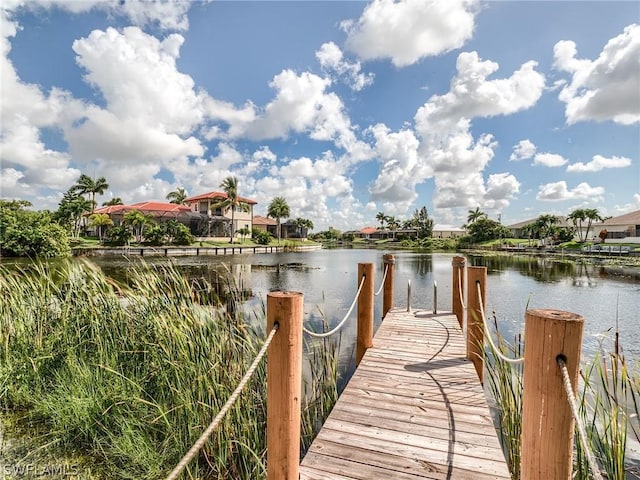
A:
[0,174,315,257]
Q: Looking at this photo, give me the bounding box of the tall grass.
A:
[485,319,640,480]
[0,260,340,479]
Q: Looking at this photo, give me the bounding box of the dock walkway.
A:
[299,308,511,480]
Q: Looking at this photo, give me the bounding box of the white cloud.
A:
[554,24,640,125]
[9,0,191,31]
[410,52,542,213]
[484,173,520,209]
[510,139,536,161]
[415,52,545,136]
[534,153,567,168]
[536,181,605,201]
[613,193,640,214]
[367,123,442,214]
[343,0,478,67]
[67,27,207,163]
[566,154,632,172]
[316,42,374,91]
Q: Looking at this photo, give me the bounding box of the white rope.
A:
[374,265,388,296]
[476,282,525,365]
[457,268,467,310]
[165,325,279,480]
[558,357,604,480]
[302,275,366,338]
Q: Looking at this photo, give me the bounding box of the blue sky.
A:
[1,0,639,231]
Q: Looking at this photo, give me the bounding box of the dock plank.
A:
[299,308,511,479]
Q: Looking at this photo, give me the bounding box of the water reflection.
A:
[79,250,639,361]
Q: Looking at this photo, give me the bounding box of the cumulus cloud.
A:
[510,139,536,161]
[415,52,545,136]
[408,52,543,213]
[367,123,424,213]
[534,153,567,168]
[342,0,478,67]
[537,181,605,201]
[554,24,640,125]
[316,42,374,91]
[68,27,206,163]
[566,154,632,172]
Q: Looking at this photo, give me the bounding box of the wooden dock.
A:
[299,307,511,480]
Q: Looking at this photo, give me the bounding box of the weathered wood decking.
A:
[299,308,511,480]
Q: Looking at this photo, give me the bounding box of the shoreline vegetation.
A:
[486,320,640,480]
[0,260,341,479]
[1,251,639,478]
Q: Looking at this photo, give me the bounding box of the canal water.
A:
[89,248,640,364]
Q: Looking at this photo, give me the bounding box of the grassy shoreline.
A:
[0,260,340,479]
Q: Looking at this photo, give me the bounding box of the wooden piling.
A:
[452,256,466,328]
[267,291,303,480]
[356,263,374,365]
[382,254,395,318]
[466,266,486,383]
[521,309,584,480]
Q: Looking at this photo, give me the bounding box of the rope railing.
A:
[558,356,604,480]
[165,324,279,480]
[374,265,389,296]
[458,269,467,310]
[476,281,525,365]
[302,275,366,338]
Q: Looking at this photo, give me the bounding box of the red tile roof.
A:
[253,215,277,226]
[360,226,378,234]
[130,201,191,212]
[184,191,257,205]
[93,202,192,217]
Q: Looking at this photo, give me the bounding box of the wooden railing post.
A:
[466,266,486,383]
[382,254,395,317]
[357,263,374,365]
[521,309,584,480]
[452,256,465,327]
[267,291,303,480]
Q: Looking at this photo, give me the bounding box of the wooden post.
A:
[521,309,584,480]
[452,256,466,328]
[466,266,486,383]
[356,263,374,365]
[267,291,303,480]
[382,254,395,317]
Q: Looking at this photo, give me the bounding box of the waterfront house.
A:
[92,202,204,233]
[252,215,278,237]
[590,209,640,243]
[184,191,257,238]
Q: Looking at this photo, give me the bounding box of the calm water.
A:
[88,248,640,363]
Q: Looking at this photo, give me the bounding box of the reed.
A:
[0,260,340,479]
[485,316,639,480]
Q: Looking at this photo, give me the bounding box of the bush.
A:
[106,225,131,246]
[252,229,272,245]
[0,201,71,257]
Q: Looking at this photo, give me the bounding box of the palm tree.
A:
[534,214,559,245]
[88,213,114,243]
[123,209,153,243]
[376,211,386,230]
[568,208,587,242]
[268,196,290,244]
[73,174,109,212]
[216,176,250,243]
[467,207,487,225]
[583,208,603,242]
[166,187,188,205]
[102,197,124,206]
[293,217,314,239]
[386,216,399,240]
